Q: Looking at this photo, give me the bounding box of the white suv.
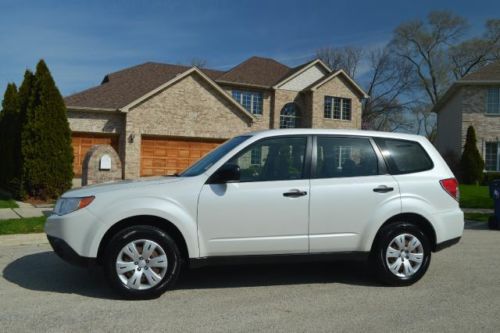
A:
[45,129,464,299]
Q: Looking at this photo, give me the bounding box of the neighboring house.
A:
[434,61,500,172]
[65,56,368,179]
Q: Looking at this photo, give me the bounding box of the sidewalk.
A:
[0,201,53,220]
[0,232,48,246]
[462,208,494,214]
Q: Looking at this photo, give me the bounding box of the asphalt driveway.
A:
[0,223,499,332]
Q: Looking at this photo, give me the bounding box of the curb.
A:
[0,233,48,247]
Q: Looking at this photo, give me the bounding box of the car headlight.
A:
[54,196,95,216]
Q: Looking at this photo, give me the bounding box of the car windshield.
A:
[178,135,251,177]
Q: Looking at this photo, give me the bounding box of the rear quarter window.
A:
[374,138,433,174]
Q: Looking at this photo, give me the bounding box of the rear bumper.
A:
[47,235,94,267]
[433,209,464,245]
[434,236,461,252]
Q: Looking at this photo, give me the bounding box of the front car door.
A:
[198,136,311,257]
[309,135,400,253]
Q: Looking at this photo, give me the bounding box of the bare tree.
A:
[316,46,363,78]
[390,11,468,106]
[449,19,500,79]
[190,58,208,68]
[362,47,416,131]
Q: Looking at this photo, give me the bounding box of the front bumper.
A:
[47,235,94,267]
[44,208,102,258]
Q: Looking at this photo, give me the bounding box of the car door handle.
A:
[283,189,308,197]
[373,185,394,193]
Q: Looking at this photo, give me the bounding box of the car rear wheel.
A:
[372,223,431,286]
[104,225,182,299]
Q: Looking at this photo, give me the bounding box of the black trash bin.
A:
[488,180,500,230]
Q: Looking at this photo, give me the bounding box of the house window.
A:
[250,147,262,165]
[280,103,300,128]
[324,96,352,120]
[485,142,500,171]
[487,88,500,115]
[232,90,263,115]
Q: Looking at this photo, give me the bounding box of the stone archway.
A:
[82,144,122,186]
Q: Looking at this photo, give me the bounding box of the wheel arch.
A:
[370,213,437,252]
[96,215,190,264]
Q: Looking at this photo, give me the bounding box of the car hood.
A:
[62,176,185,197]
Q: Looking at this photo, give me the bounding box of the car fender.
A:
[85,196,199,258]
[358,196,402,252]
[359,195,440,252]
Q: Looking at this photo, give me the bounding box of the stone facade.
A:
[273,89,307,128]
[311,75,362,129]
[436,85,500,165]
[82,144,122,185]
[461,86,500,156]
[68,110,124,134]
[124,73,254,178]
[68,69,365,180]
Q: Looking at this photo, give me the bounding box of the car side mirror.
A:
[208,164,240,184]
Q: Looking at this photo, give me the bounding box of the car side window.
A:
[227,137,307,182]
[373,138,433,174]
[315,136,378,178]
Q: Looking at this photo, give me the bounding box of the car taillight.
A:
[440,178,459,201]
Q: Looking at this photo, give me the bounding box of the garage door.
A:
[72,133,119,177]
[141,137,225,177]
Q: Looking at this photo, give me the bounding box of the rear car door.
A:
[309,135,401,253]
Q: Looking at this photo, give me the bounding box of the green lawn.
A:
[0,216,46,235]
[459,185,493,209]
[0,190,19,209]
[464,212,491,222]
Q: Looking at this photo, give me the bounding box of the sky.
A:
[0,0,499,98]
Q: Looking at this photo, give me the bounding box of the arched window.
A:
[279,103,300,128]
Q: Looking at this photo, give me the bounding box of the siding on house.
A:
[435,89,463,158]
[279,64,328,91]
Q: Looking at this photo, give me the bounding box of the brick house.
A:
[434,61,500,172]
[65,56,368,179]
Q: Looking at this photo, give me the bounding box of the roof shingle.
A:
[216,56,291,87]
[65,62,224,109]
[460,61,500,82]
[64,57,320,109]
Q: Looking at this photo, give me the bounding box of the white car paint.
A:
[45,129,464,261]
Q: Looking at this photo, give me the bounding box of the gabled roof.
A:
[120,67,255,121]
[307,69,369,98]
[216,56,291,87]
[432,60,500,113]
[273,59,331,89]
[65,62,224,110]
[64,56,368,111]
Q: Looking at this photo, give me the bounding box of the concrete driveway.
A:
[0,224,499,332]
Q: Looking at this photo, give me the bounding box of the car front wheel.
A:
[103,225,182,299]
[372,223,431,286]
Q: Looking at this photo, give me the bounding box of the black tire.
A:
[103,225,182,300]
[371,222,431,286]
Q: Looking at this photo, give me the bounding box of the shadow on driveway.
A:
[3,251,380,299]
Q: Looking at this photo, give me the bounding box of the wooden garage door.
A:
[141,137,225,177]
[72,133,119,177]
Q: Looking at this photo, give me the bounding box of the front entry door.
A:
[198,136,310,257]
